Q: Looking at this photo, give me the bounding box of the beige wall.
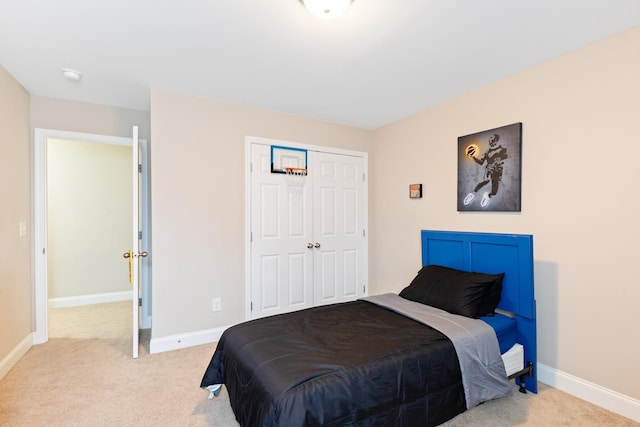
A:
[149,89,373,339]
[47,139,132,299]
[30,96,150,141]
[371,28,640,400]
[0,66,31,360]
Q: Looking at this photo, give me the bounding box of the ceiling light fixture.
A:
[61,68,82,81]
[301,0,353,19]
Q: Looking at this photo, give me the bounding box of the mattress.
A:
[502,343,525,377]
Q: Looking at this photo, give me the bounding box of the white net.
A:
[285,167,307,195]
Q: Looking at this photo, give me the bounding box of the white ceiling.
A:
[1,0,639,129]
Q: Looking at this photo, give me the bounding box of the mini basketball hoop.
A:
[285,167,307,195]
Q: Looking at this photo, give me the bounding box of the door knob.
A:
[123,251,148,258]
[314,243,321,248]
[307,243,314,249]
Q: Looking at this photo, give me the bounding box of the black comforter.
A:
[201,300,467,426]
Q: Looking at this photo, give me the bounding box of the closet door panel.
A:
[313,152,365,305]
[250,144,314,319]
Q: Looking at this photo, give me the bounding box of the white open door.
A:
[121,125,147,358]
[130,126,141,358]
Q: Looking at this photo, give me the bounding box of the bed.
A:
[201,230,537,426]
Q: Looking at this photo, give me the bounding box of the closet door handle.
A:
[307,243,314,249]
[314,243,321,248]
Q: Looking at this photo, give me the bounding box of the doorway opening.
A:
[33,129,150,347]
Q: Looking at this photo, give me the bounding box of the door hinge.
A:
[362,229,366,237]
[138,231,142,240]
[251,301,253,311]
[138,297,142,307]
[138,164,142,173]
[363,172,366,181]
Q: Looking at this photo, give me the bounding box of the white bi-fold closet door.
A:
[249,140,368,320]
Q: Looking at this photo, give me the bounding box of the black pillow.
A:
[399,264,504,318]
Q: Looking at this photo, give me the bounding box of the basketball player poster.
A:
[457,123,522,212]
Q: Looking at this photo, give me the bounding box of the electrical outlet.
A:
[212,298,222,312]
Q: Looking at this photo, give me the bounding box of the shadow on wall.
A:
[534,260,558,368]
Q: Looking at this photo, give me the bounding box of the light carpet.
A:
[0,302,636,426]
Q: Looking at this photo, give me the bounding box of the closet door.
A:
[249,142,367,319]
[313,152,366,305]
[250,143,314,319]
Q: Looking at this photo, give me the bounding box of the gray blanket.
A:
[361,293,512,409]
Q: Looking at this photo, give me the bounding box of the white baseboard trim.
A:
[538,363,640,422]
[0,333,33,381]
[149,326,229,354]
[48,291,133,308]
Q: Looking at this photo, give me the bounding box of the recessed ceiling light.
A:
[301,0,353,19]
[61,68,82,81]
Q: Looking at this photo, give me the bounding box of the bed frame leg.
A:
[518,377,527,394]
[517,361,534,394]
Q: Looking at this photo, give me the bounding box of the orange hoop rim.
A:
[284,167,307,174]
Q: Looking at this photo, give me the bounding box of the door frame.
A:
[244,136,368,320]
[33,128,151,345]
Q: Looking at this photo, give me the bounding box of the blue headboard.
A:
[421,230,537,393]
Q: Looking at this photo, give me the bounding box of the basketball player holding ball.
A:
[463,133,508,207]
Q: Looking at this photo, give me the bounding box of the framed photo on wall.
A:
[457,122,522,212]
[409,184,422,199]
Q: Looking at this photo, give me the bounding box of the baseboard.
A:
[0,333,33,381]
[48,291,133,308]
[538,363,640,422]
[149,326,229,354]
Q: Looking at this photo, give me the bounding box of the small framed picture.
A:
[410,184,422,199]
